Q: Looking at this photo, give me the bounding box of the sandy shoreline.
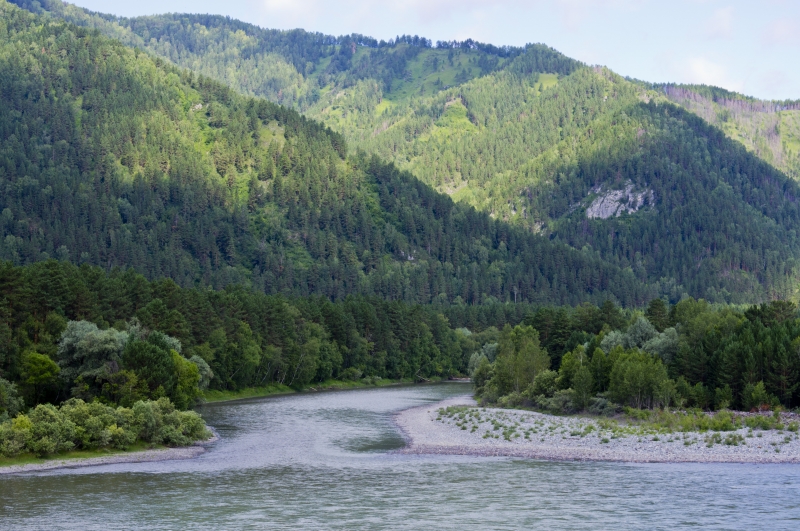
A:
[394,396,800,464]
[0,428,219,475]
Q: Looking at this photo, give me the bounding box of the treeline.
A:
[656,83,800,181]
[0,260,501,412]
[15,0,581,105]
[474,298,800,412]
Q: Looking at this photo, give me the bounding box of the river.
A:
[2,382,800,530]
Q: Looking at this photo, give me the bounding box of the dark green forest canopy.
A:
[4,259,800,416]
[0,0,651,306]
[475,298,800,413]
[14,0,800,304]
[0,259,535,398]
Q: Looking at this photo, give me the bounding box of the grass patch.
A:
[0,441,162,469]
[537,73,559,91]
[202,384,295,403]
[202,378,414,403]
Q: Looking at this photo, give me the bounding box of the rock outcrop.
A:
[586,182,654,219]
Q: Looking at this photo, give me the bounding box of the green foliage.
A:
[608,350,670,409]
[528,369,558,398]
[572,366,594,411]
[478,298,800,413]
[0,377,23,420]
[742,381,778,411]
[56,321,129,399]
[19,352,60,401]
[645,299,670,332]
[490,324,550,395]
[0,397,209,457]
[122,339,177,398]
[657,84,800,181]
[0,260,494,403]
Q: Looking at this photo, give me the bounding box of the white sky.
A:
[70,0,800,100]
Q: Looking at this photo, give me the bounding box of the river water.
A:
[2,382,800,530]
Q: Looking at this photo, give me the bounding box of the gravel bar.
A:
[394,397,800,463]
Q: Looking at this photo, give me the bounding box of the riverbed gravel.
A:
[394,397,800,463]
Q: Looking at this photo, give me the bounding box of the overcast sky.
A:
[70,0,800,100]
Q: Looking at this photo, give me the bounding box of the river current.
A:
[2,382,800,530]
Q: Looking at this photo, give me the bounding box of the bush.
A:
[588,397,617,416]
[527,370,558,398]
[339,367,362,381]
[28,404,76,456]
[0,397,209,457]
[541,389,576,414]
[497,391,524,408]
[744,414,780,430]
[0,416,31,457]
[709,411,736,431]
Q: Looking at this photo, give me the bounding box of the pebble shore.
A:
[0,429,219,475]
[394,396,800,463]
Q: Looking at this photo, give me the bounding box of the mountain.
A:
[0,0,653,307]
[13,0,800,305]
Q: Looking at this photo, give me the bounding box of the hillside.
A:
[16,0,800,304]
[0,0,653,306]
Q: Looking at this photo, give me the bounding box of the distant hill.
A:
[0,0,654,306]
[655,84,800,180]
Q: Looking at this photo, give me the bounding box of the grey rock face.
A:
[586,182,654,219]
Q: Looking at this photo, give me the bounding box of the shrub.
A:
[527,370,558,399]
[709,411,736,432]
[497,391,523,408]
[542,389,576,414]
[588,397,617,416]
[0,415,31,457]
[28,404,76,456]
[744,414,779,430]
[0,397,209,457]
[339,367,362,381]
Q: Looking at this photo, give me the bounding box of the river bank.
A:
[394,397,800,463]
[201,377,418,403]
[0,429,219,475]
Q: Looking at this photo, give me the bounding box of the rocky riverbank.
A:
[0,429,219,475]
[394,397,800,463]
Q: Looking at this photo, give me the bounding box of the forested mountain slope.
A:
[17,0,800,304]
[0,0,652,306]
[25,0,797,188]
